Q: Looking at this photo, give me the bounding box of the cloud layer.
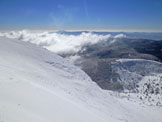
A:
[0,30,126,54]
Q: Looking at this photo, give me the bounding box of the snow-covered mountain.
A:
[0,37,162,122]
[0,37,106,122]
[111,59,162,89]
[111,59,162,106]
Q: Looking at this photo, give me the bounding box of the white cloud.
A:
[114,34,127,38]
[0,30,126,54]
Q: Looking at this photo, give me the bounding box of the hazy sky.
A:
[0,0,162,31]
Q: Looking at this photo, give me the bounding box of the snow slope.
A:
[0,37,106,122]
[0,37,162,122]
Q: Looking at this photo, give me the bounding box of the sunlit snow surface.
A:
[0,37,162,122]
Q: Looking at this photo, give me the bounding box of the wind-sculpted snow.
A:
[1,37,162,122]
[0,30,126,54]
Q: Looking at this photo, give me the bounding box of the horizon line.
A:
[0,29,162,33]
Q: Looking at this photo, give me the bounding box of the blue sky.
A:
[0,0,162,31]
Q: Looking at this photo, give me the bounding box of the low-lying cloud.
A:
[0,30,126,54]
